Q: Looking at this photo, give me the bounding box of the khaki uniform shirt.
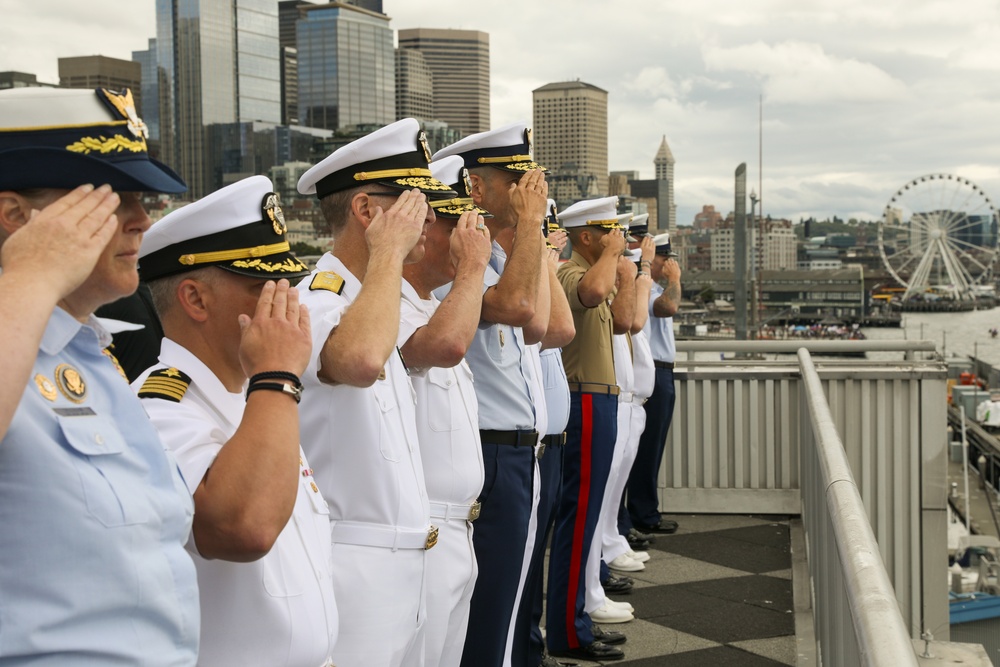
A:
[557,251,616,386]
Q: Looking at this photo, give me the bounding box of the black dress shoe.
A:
[628,527,656,542]
[636,518,678,534]
[602,573,633,594]
[592,625,627,646]
[550,641,625,661]
[539,655,579,667]
[625,533,650,550]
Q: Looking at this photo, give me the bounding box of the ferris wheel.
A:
[878,174,999,301]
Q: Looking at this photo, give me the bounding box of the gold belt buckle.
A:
[537,442,547,460]
[468,501,481,523]
[425,525,439,550]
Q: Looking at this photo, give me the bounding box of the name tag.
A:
[54,407,97,417]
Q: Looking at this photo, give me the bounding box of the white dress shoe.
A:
[589,602,634,624]
[627,549,650,563]
[608,553,645,572]
[605,597,634,613]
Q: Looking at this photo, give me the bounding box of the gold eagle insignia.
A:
[138,367,192,402]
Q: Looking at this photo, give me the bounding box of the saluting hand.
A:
[366,188,429,259]
[601,228,626,256]
[617,255,638,281]
[663,257,682,283]
[2,184,120,301]
[238,279,312,379]
[639,235,655,263]
[450,211,492,272]
[547,228,568,253]
[510,170,548,229]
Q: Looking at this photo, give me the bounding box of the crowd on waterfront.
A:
[760,322,867,340]
[0,86,683,666]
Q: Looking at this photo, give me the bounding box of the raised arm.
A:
[632,236,655,332]
[609,256,637,335]
[192,280,312,561]
[481,170,547,326]
[0,185,120,438]
[318,190,427,386]
[652,257,682,318]
[576,228,625,308]
[540,235,575,349]
[401,211,492,369]
[523,235,550,345]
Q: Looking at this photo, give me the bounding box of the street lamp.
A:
[749,188,759,338]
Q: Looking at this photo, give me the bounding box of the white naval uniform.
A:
[297,254,431,667]
[585,331,655,614]
[134,339,338,667]
[398,280,484,667]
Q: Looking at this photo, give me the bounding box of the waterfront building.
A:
[297,2,395,131]
[533,80,608,207]
[693,204,723,230]
[156,0,282,197]
[397,28,489,136]
[710,218,797,272]
[684,267,866,319]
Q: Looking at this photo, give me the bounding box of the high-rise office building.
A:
[397,28,489,136]
[58,56,142,112]
[156,0,282,197]
[395,48,433,122]
[297,2,395,131]
[532,80,608,207]
[131,39,171,162]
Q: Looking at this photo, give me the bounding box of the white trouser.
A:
[423,511,478,667]
[585,399,646,614]
[502,454,541,667]
[329,543,426,667]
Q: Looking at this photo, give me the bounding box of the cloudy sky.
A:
[4,0,999,225]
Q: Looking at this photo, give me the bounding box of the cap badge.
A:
[461,168,473,197]
[54,363,87,403]
[99,89,149,140]
[35,374,57,402]
[418,131,433,164]
[263,193,287,235]
[525,128,533,152]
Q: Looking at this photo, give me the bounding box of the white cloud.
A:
[702,40,910,104]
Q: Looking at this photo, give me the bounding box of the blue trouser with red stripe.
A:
[546,392,618,651]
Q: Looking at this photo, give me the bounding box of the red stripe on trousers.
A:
[565,394,593,648]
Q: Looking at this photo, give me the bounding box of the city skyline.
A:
[3,0,999,226]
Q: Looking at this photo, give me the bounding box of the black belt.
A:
[480,429,538,446]
[566,382,620,395]
[654,361,674,370]
[541,432,567,447]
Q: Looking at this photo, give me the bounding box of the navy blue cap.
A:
[0,87,186,194]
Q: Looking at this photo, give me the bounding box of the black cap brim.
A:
[0,147,187,193]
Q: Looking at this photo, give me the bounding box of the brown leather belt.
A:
[567,382,620,396]
[654,361,674,370]
[479,429,538,446]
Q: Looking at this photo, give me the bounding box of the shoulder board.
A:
[137,367,192,402]
[310,271,345,295]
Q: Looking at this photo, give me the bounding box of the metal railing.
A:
[662,339,950,663]
[798,349,919,666]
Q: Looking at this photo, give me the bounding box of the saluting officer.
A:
[625,232,682,536]
[400,155,492,667]
[549,196,634,662]
[295,118,455,667]
[0,87,199,664]
[134,175,338,667]
[432,122,550,667]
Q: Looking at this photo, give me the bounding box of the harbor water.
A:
[864,309,1000,364]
